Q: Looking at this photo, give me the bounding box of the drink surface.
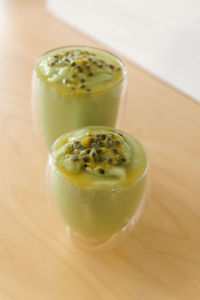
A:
[36,47,124,96]
[52,127,148,188]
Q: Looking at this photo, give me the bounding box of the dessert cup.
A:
[46,126,150,252]
[32,46,127,149]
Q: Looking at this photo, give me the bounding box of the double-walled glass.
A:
[46,128,150,252]
[32,46,127,149]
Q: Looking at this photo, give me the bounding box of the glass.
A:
[31,46,127,150]
[46,128,151,252]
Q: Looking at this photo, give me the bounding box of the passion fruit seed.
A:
[99,168,105,174]
[83,156,90,163]
[97,140,104,147]
[115,140,121,145]
[86,148,91,154]
[73,149,80,155]
[65,131,127,174]
[46,49,121,93]
[97,148,102,154]
[81,136,92,148]
[91,150,96,158]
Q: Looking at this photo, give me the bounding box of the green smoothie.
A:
[34,46,126,149]
[50,127,149,239]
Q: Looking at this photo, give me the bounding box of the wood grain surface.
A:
[0,0,200,299]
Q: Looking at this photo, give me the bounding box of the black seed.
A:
[106,137,113,146]
[98,64,103,68]
[92,61,97,64]
[109,64,114,69]
[91,143,97,148]
[92,152,96,158]
[99,168,105,174]
[71,62,76,67]
[97,148,102,154]
[86,65,90,70]
[72,74,77,78]
[83,156,90,162]
[117,67,121,71]
[107,158,113,164]
[80,84,85,89]
[86,149,91,154]
[80,78,85,83]
[112,148,118,154]
[84,164,88,168]
[101,134,106,140]
[121,158,126,162]
[115,140,121,145]
[89,72,93,76]
[86,88,91,92]
[97,140,104,147]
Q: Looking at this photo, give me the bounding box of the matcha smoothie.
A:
[47,127,150,240]
[33,46,127,149]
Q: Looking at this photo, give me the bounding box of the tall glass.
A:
[32,46,127,149]
[46,127,150,252]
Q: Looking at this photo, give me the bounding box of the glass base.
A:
[66,187,149,253]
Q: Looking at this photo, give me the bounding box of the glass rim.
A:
[48,126,150,190]
[34,45,127,95]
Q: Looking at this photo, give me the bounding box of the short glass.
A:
[32,46,127,149]
[46,128,150,252]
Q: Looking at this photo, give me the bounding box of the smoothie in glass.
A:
[48,127,149,240]
[33,46,127,149]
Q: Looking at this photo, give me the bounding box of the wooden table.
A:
[1,1,200,299]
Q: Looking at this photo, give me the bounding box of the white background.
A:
[47,0,200,102]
